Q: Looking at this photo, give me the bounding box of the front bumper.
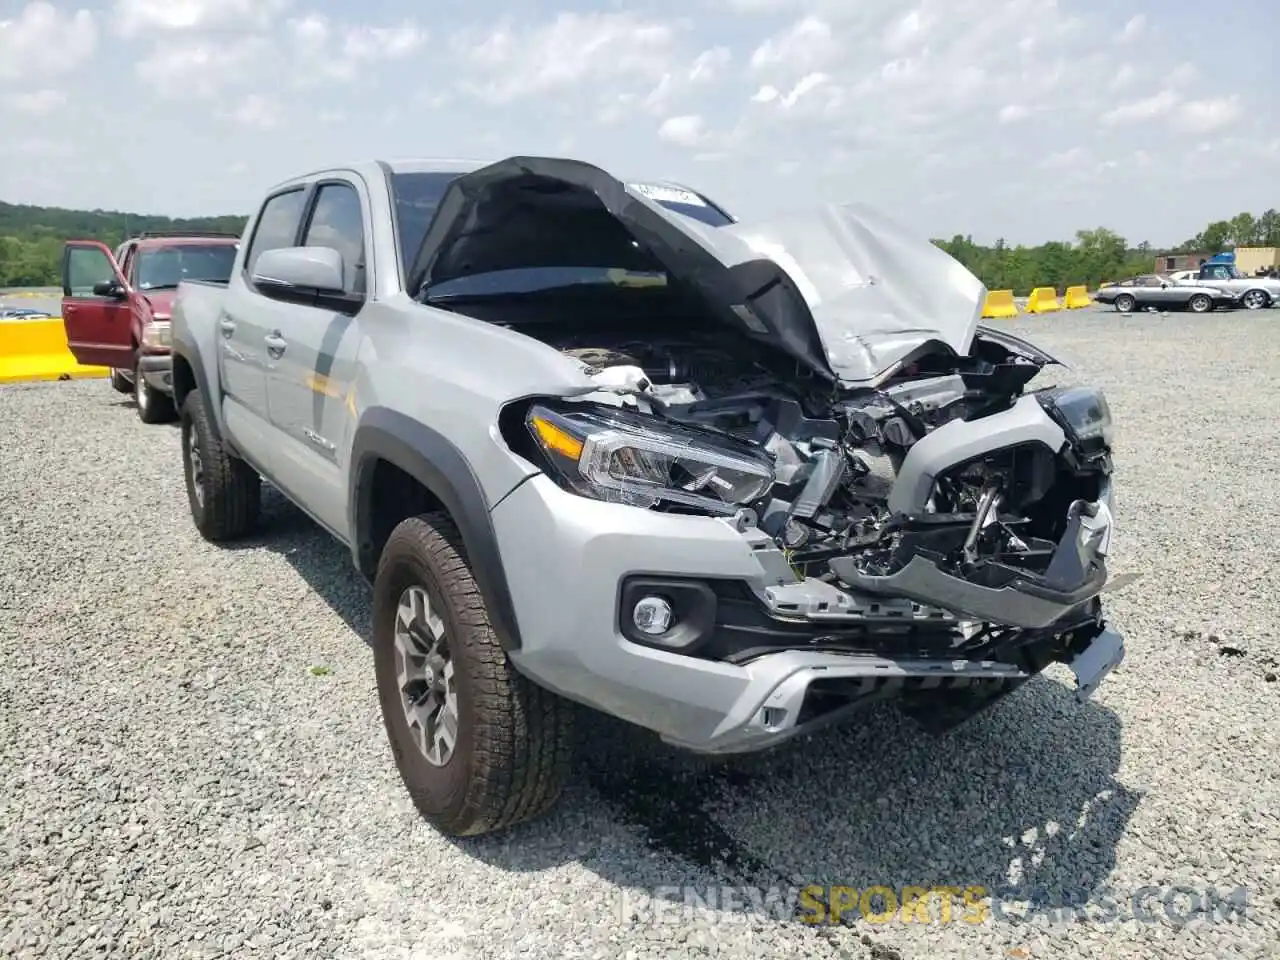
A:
[138,351,172,394]
[495,462,1122,756]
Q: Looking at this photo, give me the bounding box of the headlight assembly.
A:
[141,320,171,349]
[1036,385,1113,462]
[524,402,775,513]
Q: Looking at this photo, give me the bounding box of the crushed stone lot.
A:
[2,308,1278,959]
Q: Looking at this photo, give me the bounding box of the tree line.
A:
[934,209,1279,296]
[2,196,1278,294]
[0,201,247,287]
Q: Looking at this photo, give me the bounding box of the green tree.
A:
[1256,209,1280,246]
[1228,212,1258,246]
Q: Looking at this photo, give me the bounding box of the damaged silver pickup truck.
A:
[169,156,1125,837]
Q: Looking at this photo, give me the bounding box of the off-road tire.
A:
[179,388,260,542]
[1114,294,1136,313]
[1188,293,1212,314]
[109,368,133,394]
[372,513,574,837]
[136,359,176,424]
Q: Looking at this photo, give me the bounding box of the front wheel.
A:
[135,360,176,424]
[1241,289,1271,310]
[179,389,260,541]
[1114,294,1136,313]
[1187,293,1213,314]
[372,513,574,837]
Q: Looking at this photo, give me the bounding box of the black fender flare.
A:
[348,407,523,651]
[171,338,222,442]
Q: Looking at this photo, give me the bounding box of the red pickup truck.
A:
[61,232,240,423]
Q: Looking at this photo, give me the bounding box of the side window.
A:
[301,183,366,294]
[244,188,307,277]
[64,246,119,297]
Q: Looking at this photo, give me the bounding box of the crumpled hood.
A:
[408,156,987,386]
[673,203,988,384]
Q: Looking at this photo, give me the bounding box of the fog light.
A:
[632,596,673,635]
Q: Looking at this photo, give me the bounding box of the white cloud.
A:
[1100,89,1178,125]
[688,47,731,83]
[341,22,425,60]
[454,12,678,104]
[1117,14,1146,43]
[1,0,1274,247]
[113,0,288,37]
[883,9,935,53]
[658,114,706,146]
[1174,95,1242,134]
[1167,62,1200,88]
[225,94,279,130]
[750,16,836,72]
[4,89,66,114]
[136,37,266,99]
[1110,64,1136,90]
[285,15,427,83]
[0,3,96,81]
[1041,146,1086,169]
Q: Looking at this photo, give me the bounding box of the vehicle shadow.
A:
[246,490,1138,927]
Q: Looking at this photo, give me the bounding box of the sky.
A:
[1,0,1277,246]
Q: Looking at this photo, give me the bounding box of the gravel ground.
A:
[2,308,1278,960]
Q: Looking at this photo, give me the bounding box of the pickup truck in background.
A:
[61,232,240,422]
[1175,261,1280,310]
[170,156,1125,838]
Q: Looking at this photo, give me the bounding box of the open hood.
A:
[406,156,987,385]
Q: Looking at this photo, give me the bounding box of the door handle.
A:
[218,316,236,337]
[264,332,287,358]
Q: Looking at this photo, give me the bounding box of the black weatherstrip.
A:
[348,407,524,651]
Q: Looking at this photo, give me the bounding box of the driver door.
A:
[61,241,133,369]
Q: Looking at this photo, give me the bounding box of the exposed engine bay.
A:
[532,319,1109,607]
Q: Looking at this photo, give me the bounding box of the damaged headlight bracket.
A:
[523,401,775,513]
[1035,385,1113,467]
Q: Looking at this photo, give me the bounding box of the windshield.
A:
[135,244,238,290]
[389,170,734,294]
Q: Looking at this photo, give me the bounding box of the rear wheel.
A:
[109,368,132,394]
[372,513,574,837]
[179,388,260,541]
[1188,293,1212,314]
[1114,294,1136,313]
[135,359,176,424]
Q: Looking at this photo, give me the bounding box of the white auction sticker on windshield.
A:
[629,183,707,207]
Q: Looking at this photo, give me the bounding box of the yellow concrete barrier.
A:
[1024,287,1062,314]
[1063,285,1091,309]
[0,318,111,384]
[981,289,1018,319]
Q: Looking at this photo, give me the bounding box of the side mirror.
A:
[92,280,126,298]
[252,246,345,297]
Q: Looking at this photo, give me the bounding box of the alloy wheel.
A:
[186,425,204,509]
[1242,290,1268,310]
[393,585,459,767]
